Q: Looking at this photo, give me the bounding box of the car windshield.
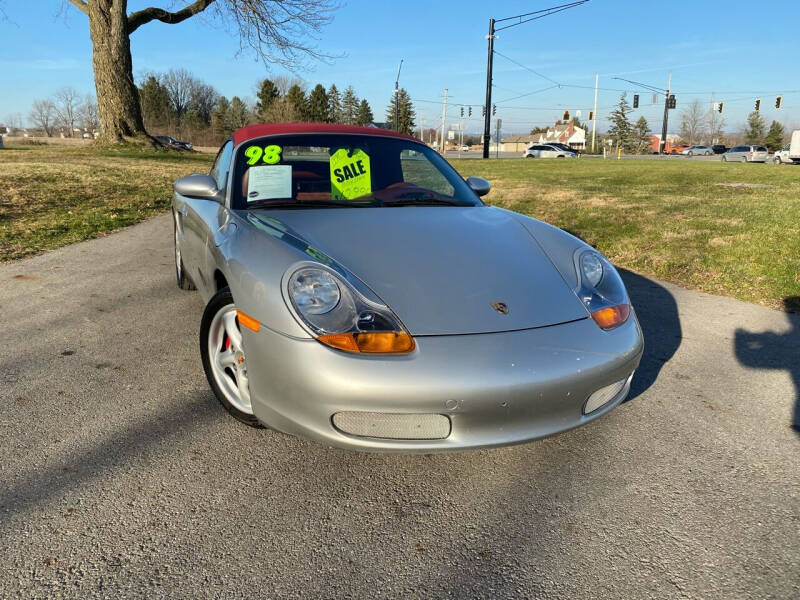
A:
[230,134,482,210]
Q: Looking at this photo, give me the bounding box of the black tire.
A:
[200,287,263,428]
[688,151,693,156]
[722,155,727,162]
[173,213,196,291]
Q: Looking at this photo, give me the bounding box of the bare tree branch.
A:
[67,0,88,15]
[127,0,215,34]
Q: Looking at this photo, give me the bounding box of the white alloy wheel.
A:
[207,303,253,415]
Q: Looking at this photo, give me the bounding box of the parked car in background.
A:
[680,145,713,156]
[669,144,689,155]
[546,142,581,155]
[773,144,792,164]
[524,144,577,158]
[722,145,768,163]
[155,135,193,151]
[711,144,727,154]
[459,145,470,152]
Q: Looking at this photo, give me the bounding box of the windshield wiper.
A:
[381,197,464,207]
[247,199,373,209]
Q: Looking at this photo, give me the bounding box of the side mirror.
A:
[466,176,491,197]
[174,174,220,200]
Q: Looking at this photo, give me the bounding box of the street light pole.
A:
[482,19,495,159]
[481,1,590,159]
[393,59,403,132]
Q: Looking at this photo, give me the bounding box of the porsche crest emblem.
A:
[491,301,509,315]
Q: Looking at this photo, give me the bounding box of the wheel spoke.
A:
[223,311,243,351]
[216,349,236,369]
[231,363,251,405]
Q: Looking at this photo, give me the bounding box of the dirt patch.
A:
[715,182,776,190]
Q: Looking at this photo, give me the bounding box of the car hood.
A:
[248,206,588,335]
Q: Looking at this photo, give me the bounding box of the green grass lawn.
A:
[1,145,797,311]
[0,144,213,261]
[451,157,800,312]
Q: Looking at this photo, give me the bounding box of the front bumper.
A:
[242,314,643,452]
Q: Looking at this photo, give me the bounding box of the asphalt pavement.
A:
[1,214,798,599]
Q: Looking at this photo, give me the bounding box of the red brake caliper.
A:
[224,334,231,351]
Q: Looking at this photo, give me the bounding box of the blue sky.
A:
[2,0,798,134]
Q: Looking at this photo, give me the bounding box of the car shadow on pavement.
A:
[0,391,220,522]
[617,268,682,402]
[734,296,800,436]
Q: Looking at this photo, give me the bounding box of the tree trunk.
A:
[87,0,148,142]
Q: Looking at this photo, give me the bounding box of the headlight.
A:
[289,269,341,315]
[580,252,604,287]
[286,265,414,354]
[574,249,630,330]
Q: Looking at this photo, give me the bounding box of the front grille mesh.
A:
[332,412,451,440]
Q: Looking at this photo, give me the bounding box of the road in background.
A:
[1,215,798,598]
[446,151,788,162]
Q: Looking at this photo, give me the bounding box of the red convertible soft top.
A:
[232,122,420,146]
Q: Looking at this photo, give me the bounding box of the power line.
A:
[493,51,562,87]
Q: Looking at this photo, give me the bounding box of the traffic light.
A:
[460,107,464,118]
[668,94,676,109]
[775,96,782,109]
[482,105,486,117]
[588,111,594,121]
[633,94,639,108]
[492,104,496,116]
[468,106,472,117]
[562,110,570,121]
[755,98,761,111]
[717,102,723,114]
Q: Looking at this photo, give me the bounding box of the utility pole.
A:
[393,59,403,132]
[495,118,501,158]
[482,18,495,159]
[440,87,448,154]
[591,72,598,152]
[709,91,715,144]
[659,72,672,154]
[480,2,590,159]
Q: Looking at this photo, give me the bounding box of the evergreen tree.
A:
[286,84,308,121]
[255,79,279,120]
[764,120,785,151]
[228,96,250,129]
[211,96,232,136]
[632,116,651,154]
[385,88,415,135]
[138,75,173,129]
[308,84,330,122]
[607,93,633,151]
[356,99,373,126]
[341,85,359,124]
[327,84,342,123]
[743,110,766,145]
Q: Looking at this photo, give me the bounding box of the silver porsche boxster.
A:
[172,123,643,452]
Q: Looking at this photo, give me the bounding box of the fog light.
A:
[583,375,631,414]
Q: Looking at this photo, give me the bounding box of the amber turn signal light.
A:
[236,310,261,332]
[591,304,630,330]
[318,332,415,354]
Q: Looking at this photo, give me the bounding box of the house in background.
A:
[533,121,587,150]
[500,135,531,153]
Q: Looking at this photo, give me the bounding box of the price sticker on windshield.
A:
[244,144,282,165]
[330,148,371,201]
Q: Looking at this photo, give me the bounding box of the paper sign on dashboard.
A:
[246,165,292,202]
